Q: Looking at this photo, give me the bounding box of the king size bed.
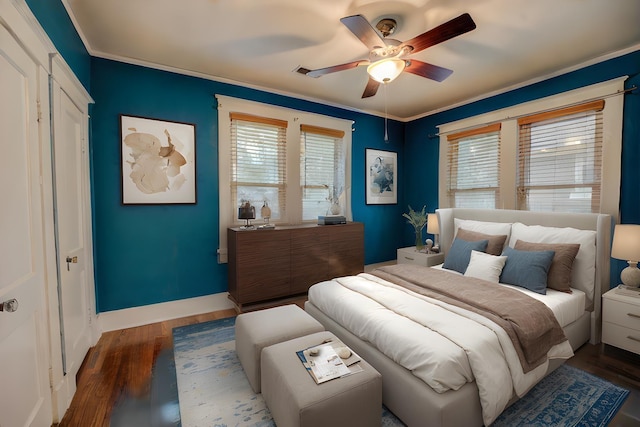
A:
[304,208,611,426]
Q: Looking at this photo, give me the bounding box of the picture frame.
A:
[365,148,397,205]
[120,114,196,204]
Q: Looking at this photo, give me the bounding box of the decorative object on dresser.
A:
[227,222,364,312]
[602,288,640,355]
[258,201,275,229]
[238,200,256,229]
[427,212,440,253]
[402,205,428,251]
[611,224,640,287]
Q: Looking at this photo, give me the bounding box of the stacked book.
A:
[317,215,346,225]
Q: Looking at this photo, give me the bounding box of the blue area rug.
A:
[173,317,628,427]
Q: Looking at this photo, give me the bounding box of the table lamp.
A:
[427,213,440,253]
[611,224,640,288]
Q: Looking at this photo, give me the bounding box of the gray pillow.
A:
[443,238,489,274]
[500,246,555,294]
[513,240,580,293]
[456,228,508,256]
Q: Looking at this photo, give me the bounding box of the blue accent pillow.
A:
[499,246,556,294]
[443,238,489,274]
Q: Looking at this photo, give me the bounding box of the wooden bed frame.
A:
[305,208,611,427]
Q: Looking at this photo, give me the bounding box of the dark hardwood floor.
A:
[58,306,640,426]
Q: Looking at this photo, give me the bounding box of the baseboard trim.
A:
[97,293,235,332]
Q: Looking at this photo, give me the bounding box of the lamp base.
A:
[620,261,640,288]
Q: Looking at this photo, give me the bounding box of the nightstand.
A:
[602,287,640,355]
[396,247,445,267]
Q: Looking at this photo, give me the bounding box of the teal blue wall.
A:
[405,50,640,285]
[90,58,405,312]
[26,0,90,90]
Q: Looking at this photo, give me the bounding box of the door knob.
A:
[66,255,78,271]
[0,299,18,313]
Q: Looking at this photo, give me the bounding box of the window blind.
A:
[300,124,345,220]
[446,123,501,208]
[230,113,287,222]
[517,100,604,213]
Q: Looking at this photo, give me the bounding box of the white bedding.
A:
[432,263,586,327]
[307,271,575,426]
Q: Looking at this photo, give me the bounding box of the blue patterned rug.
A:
[173,317,628,427]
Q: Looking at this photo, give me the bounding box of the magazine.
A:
[296,341,363,384]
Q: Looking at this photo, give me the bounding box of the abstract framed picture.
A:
[120,115,196,204]
[365,148,397,205]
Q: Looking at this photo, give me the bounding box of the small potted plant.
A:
[403,205,428,251]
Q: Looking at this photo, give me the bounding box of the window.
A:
[230,113,287,221]
[446,124,501,208]
[438,78,624,218]
[217,95,353,263]
[517,101,604,213]
[300,125,345,220]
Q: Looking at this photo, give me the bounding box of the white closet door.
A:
[51,79,92,389]
[0,23,53,427]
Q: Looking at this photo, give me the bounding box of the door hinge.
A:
[36,99,43,123]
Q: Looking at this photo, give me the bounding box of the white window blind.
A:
[230,113,287,222]
[517,100,604,213]
[446,123,501,208]
[300,124,345,220]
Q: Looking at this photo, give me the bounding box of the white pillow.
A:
[454,219,512,248]
[508,222,596,301]
[464,250,508,283]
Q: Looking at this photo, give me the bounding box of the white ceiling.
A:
[63,0,640,121]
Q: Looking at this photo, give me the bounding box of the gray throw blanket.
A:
[371,264,567,373]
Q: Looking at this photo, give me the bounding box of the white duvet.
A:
[307,273,574,426]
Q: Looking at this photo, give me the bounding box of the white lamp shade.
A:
[367,58,405,83]
[611,224,640,262]
[427,213,439,235]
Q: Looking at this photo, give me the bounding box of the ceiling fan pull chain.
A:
[384,83,389,142]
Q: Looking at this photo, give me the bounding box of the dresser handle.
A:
[627,335,640,343]
[404,257,414,261]
[627,313,640,319]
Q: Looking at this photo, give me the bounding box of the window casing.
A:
[217,95,353,263]
[438,78,624,219]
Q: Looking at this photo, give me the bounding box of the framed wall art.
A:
[120,115,197,204]
[365,148,397,205]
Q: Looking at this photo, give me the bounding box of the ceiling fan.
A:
[296,13,476,98]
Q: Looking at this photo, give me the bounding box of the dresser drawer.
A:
[603,297,640,330]
[602,321,640,355]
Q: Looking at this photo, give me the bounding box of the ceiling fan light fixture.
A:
[367,58,406,83]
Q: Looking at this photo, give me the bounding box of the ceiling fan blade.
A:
[400,13,476,54]
[404,60,453,82]
[361,77,380,98]
[296,60,368,78]
[340,15,386,50]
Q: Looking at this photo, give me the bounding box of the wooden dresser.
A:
[227,222,364,311]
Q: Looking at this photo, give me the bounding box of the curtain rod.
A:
[428,85,637,139]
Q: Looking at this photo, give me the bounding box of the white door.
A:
[0,23,53,427]
[51,81,92,386]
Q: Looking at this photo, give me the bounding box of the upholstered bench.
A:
[235,304,324,393]
[261,331,382,427]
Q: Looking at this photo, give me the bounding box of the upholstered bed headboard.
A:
[436,208,611,343]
